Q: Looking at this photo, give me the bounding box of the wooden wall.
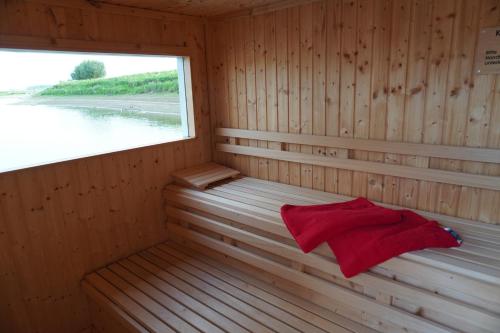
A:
[207,0,500,224]
[0,0,211,332]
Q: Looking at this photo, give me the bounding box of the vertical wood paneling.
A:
[457,0,498,220]
[225,20,239,170]
[367,0,391,202]
[208,0,500,226]
[276,9,289,184]
[235,19,250,175]
[255,14,269,180]
[424,0,457,215]
[265,12,280,182]
[338,0,357,195]
[210,22,230,166]
[312,1,327,191]
[299,3,314,188]
[287,6,301,186]
[244,16,260,178]
[0,1,210,332]
[467,1,500,223]
[401,0,433,209]
[384,0,411,204]
[352,0,373,198]
[325,0,342,194]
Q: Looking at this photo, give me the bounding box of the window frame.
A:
[0,41,197,173]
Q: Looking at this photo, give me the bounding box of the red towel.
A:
[281,198,461,278]
[281,198,402,253]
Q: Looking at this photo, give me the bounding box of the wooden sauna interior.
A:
[1,0,500,332]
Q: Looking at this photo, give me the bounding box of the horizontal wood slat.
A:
[216,128,500,163]
[82,281,149,333]
[216,143,500,191]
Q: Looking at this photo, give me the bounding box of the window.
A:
[0,49,194,173]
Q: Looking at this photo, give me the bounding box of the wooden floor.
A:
[83,241,376,333]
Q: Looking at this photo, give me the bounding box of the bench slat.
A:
[85,273,176,333]
[82,282,149,333]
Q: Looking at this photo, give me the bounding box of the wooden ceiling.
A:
[102,0,290,17]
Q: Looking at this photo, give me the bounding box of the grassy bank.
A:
[0,91,25,96]
[40,71,178,96]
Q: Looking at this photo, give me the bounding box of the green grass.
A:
[0,91,25,96]
[40,71,179,96]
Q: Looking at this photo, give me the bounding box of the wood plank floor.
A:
[84,241,376,333]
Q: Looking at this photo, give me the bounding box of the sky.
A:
[0,50,178,91]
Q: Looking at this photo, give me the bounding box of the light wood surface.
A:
[84,282,148,333]
[172,162,240,189]
[216,128,500,164]
[1,0,500,332]
[83,241,375,333]
[217,143,500,191]
[207,0,500,224]
[164,177,500,333]
[0,1,211,332]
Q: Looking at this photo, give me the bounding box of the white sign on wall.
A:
[475,26,500,75]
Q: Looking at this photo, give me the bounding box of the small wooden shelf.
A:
[171,162,240,190]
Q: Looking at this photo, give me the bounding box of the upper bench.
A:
[164,162,500,333]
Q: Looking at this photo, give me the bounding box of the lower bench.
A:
[83,241,375,333]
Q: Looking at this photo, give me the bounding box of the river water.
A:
[0,95,182,172]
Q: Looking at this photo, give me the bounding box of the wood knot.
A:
[410,86,422,95]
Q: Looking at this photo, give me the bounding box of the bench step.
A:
[83,241,375,333]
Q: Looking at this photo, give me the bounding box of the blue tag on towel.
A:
[443,227,463,245]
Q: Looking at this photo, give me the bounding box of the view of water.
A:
[0,95,183,172]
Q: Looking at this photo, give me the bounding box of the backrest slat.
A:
[216,128,500,163]
[215,126,500,192]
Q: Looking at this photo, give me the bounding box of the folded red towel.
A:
[328,210,460,277]
[281,198,461,278]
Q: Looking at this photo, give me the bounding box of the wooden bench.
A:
[162,175,500,333]
[82,163,500,333]
[83,241,375,333]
